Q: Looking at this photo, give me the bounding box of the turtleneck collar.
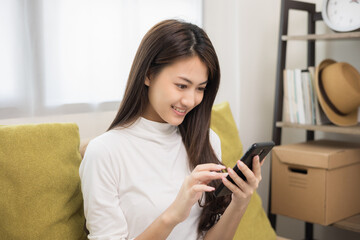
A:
[111,117,180,143]
[135,117,178,136]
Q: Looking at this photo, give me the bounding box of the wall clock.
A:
[322,0,360,32]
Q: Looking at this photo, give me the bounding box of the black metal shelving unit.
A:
[269,0,360,239]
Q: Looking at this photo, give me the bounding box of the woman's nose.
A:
[181,90,196,108]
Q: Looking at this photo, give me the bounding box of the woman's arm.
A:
[204,156,262,240]
[134,210,178,240]
[203,199,247,240]
[135,163,227,240]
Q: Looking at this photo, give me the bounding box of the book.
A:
[282,70,291,123]
[307,70,316,125]
[301,70,313,124]
[285,69,297,123]
[283,67,331,126]
[294,69,306,124]
[308,66,331,125]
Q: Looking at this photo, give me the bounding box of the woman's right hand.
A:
[165,163,227,224]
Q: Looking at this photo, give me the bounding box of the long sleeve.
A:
[79,139,133,240]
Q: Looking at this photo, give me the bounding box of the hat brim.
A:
[315,59,358,126]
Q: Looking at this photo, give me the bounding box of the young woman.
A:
[79,19,262,240]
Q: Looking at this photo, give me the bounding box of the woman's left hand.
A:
[221,155,263,209]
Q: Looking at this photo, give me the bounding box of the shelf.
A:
[276,122,360,135]
[271,1,360,238]
[281,31,360,41]
[332,214,360,233]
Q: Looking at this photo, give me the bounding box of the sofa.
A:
[0,102,284,239]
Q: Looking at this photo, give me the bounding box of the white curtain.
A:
[0,0,202,119]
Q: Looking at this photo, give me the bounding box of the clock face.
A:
[322,0,360,32]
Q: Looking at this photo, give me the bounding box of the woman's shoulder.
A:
[209,129,222,160]
[209,129,221,147]
[81,129,129,173]
[85,129,127,155]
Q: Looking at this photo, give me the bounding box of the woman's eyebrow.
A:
[178,76,208,85]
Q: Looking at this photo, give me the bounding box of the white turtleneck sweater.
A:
[79,117,221,240]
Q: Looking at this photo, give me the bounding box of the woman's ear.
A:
[145,76,150,86]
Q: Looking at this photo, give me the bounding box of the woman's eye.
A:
[176,84,187,89]
[198,87,206,91]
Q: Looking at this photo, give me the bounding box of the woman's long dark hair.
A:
[108,19,231,235]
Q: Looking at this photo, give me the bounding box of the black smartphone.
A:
[214,141,275,197]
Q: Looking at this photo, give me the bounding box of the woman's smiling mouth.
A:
[172,106,186,114]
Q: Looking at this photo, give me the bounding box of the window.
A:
[0,0,202,119]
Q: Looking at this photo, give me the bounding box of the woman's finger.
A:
[236,160,255,181]
[260,157,266,167]
[226,167,259,199]
[225,167,244,190]
[252,155,262,180]
[191,184,215,193]
[221,176,245,196]
[194,163,226,172]
[228,166,256,193]
[192,171,227,183]
[234,160,259,189]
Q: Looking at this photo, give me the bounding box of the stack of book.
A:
[282,67,330,125]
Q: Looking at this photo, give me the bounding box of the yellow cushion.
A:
[0,123,87,240]
[211,102,243,165]
[211,102,276,240]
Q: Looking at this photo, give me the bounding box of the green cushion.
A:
[0,123,87,239]
[211,102,276,240]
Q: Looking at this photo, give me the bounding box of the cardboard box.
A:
[271,139,360,225]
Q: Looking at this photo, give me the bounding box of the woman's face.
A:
[143,55,208,126]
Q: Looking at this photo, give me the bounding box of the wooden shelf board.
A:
[282,32,360,41]
[332,214,360,233]
[276,122,360,135]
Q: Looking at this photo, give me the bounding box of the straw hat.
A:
[315,59,360,126]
